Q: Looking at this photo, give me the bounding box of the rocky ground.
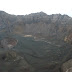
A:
[0,36,72,72]
[0,50,35,72]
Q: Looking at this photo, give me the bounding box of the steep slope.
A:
[0,11,72,40]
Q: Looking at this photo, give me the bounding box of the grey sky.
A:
[0,0,72,17]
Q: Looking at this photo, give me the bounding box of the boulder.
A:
[61,59,72,72]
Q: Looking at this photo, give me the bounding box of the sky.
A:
[0,0,72,17]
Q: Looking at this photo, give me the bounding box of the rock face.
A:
[0,11,72,40]
[1,37,18,49]
[61,59,72,72]
[64,33,72,44]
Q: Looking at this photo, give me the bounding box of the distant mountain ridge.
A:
[0,11,72,41]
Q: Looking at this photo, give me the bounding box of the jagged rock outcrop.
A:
[0,11,72,40]
[61,59,72,72]
[1,37,18,49]
[64,33,72,44]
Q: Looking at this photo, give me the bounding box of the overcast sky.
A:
[0,0,72,17]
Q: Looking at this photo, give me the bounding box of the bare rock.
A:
[61,59,72,72]
[1,37,18,49]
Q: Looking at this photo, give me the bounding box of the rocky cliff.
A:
[0,11,72,41]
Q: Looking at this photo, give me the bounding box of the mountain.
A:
[0,11,72,41]
[0,11,72,72]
